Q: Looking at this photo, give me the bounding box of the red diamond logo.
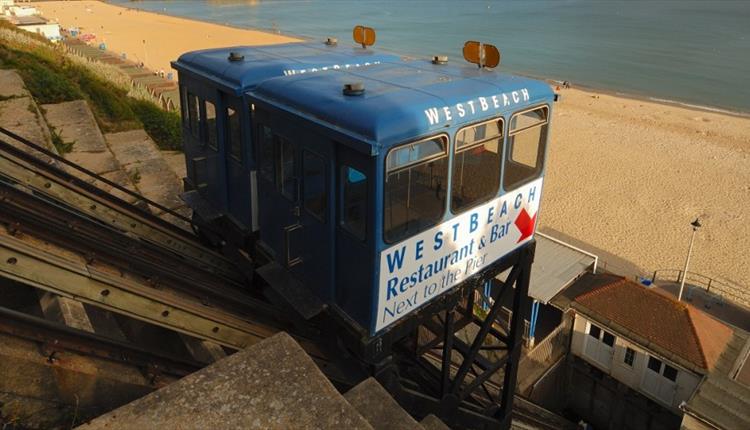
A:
[514,208,537,243]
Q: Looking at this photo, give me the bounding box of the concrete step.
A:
[77,332,373,430]
[421,414,451,430]
[161,150,187,180]
[0,69,28,99]
[104,129,186,218]
[0,331,158,429]
[0,97,56,163]
[344,377,423,430]
[0,70,57,163]
[41,100,140,203]
[42,100,110,153]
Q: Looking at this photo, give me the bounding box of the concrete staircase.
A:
[1,71,230,427]
[104,129,190,222]
[42,100,141,204]
[40,99,190,227]
[0,70,57,164]
[76,332,451,430]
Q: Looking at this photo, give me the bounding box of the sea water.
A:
[111,0,750,113]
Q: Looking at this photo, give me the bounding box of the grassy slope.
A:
[0,20,181,150]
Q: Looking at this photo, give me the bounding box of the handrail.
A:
[651,269,748,305]
[536,231,599,273]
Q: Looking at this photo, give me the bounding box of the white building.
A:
[7,5,37,17]
[0,0,14,8]
[12,15,61,41]
[568,278,733,412]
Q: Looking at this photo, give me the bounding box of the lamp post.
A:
[677,218,701,302]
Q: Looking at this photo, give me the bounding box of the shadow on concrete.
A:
[537,227,646,279]
[654,282,750,332]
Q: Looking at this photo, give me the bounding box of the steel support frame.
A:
[391,241,535,429]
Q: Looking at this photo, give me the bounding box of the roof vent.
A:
[228,52,244,62]
[432,55,448,65]
[343,82,365,96]
[325,37,338,46]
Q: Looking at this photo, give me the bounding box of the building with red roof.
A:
[569,276,734,411]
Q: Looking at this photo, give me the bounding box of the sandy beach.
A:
[542,88,750,293]
[34,1,750,295]
[35,1,300,75]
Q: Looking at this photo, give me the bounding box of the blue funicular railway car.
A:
[172,31,554,349]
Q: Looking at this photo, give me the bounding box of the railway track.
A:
[0,127,237,280]
[0,303,203,381]
[0,128,332,361]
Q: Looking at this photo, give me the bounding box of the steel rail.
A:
[0,131,360,394]
[0,224,326,361]
[0,132,335,362]
[0,230,275,349]
[0,126,189,224]
[0,304,202,379]
[0,178,275,318]
[0,132,239,281]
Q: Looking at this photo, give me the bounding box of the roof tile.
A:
[574,277,733,370]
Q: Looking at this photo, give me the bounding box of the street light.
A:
[677,218,701,302]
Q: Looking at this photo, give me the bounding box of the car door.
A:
[294,143,334,300]
[334,144,373,325]
[223,96,253,230]
[256,124,299,261]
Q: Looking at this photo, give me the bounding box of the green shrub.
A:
[129,99,182,150]
[76,71,139,132]
[0,20,49,45]
[50,127,74,154]
[0,45,81,103]
[1,24,183,150]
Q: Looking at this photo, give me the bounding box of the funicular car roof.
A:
[172,42,401,94]
[249,60,553,153]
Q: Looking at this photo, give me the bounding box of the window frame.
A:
[647,356,662,373]
[205,99,218,152]
[340,164,368,241]
[450,116,504,214]
[226,106,243,164]
[645,354,679,382]
[187,91,201,141]
[662,364,678,382]
[180,86,188,128]
[258,124,275,183]
[623,347,636,367]
[385,134,449,175]
[276,135,297,201]
[509,104,549,136]
[382,133,450,244]
[588,323,602,340]
[503,104,550,191]
[302,149,327,223]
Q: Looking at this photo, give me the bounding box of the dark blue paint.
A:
[174,42,554,336]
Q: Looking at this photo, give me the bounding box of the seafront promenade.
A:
[31,0,750,292]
